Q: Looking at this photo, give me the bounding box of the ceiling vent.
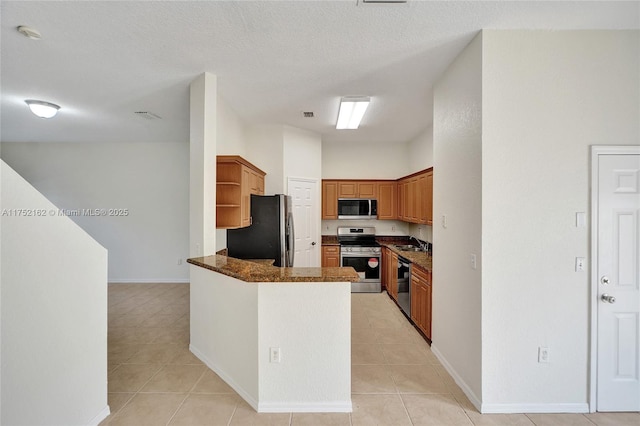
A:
[302,112,315,118]
[134,111,162,120]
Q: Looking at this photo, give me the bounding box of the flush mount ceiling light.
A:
[25,100,60,119]
[336,96,370,130]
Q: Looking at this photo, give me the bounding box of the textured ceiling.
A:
[1,1,638,145]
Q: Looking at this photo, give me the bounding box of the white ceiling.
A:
[1,1,638,145]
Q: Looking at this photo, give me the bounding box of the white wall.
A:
[189,265,352,412]
[246,125,285,195]
[190,73,218,257]
[432,32,484,406]
[480,30,639,412]
[407,125,434,242]
[1,160,108,425]
[322,141,410,179]
[408,125,434,173]
[1,142,189,283]
[216,96,247,156]
[283,126,322,186]
[258,283,351,412]
[189,266,259,407]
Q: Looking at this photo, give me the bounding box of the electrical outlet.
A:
[391,225,396,231]
[538,346,550,363]
[442,214,447,229]
[177,258,183,265]
[270,347,281,363]
[470,254,477,270]
[575,257,585,272]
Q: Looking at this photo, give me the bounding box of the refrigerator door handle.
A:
[286,211,295,267]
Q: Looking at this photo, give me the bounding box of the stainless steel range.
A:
[337,227,381,293]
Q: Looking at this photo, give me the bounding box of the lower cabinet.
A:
[321,245,340,267]
[383,248,398,300]
[410,265,432,340]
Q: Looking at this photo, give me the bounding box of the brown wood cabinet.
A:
[410,265,432,340]
[424,170,433,225]
[337,181,377,198]
[322,181,338,219]
[321,245,340,267]
[383,248,398,300]
[397,168,433,225]
[320,171,431,223]
[216,156,266,229]
[377,181,397,220]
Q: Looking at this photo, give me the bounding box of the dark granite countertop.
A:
[187,255,360,283]
[382,244,432,272]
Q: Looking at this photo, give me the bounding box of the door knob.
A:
[601,276,610,285]
[601,293,616,304]
[311,241,316,246]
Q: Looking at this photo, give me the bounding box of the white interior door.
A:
[288,177,319,267]
[593,148,640,412]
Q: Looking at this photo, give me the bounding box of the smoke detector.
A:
[17,25,42,40]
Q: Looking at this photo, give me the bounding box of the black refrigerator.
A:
[227,194,295,267]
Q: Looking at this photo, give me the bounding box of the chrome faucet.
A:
[410,236,427,252]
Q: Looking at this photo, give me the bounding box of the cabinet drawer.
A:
[412,265,431,285]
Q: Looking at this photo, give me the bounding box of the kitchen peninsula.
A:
[187,254,358,413]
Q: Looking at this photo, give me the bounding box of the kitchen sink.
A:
[394,245,425,252]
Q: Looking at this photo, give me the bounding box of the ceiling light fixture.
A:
[336,97,370,130]
[25,100,60,119]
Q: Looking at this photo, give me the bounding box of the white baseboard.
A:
[189,344,352,413]
[258,401,352,413]
[87,405,110,426]
[431,345,589,414]
[189,344,260,411]
[431,344,482,411]
[108,278,189,284]
[481,403,589,414]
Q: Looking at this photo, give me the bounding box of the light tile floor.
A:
[101,283,639,425]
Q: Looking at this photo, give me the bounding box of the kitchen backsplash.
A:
[322,219,431,238]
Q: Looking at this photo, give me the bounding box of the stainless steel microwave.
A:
[337,199,377,220]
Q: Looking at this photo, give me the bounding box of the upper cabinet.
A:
[322,179,394,220]
[322,180,338,220]
[216,155,266,229]
[337,181,378,198]
[377,181,397,220]
[397,168,433,225]
[321,168,432,224]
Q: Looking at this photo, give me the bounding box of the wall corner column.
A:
[190,72,218,256]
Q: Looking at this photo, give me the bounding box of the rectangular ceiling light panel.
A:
[336,97,370,130]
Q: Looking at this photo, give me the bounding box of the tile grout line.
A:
[164,393,190,426]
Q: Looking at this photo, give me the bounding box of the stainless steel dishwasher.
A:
[397,256,411,316]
